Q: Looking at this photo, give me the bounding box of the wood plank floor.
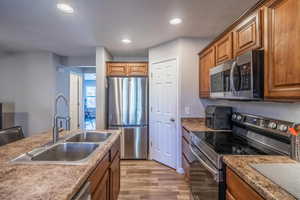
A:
[118,160,190,200]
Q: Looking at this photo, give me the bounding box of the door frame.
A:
[69,71,84,130]
[149,57,183,173]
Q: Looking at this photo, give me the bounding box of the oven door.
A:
[189,143,221,200]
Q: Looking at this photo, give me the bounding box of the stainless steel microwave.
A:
[210,50,264,100]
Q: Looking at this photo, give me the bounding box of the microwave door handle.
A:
[189,145,219,181]
[230,61,237,92]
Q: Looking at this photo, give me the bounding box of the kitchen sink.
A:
[31,143,99,161]
[66,132,112,143]
[11,142,100,164]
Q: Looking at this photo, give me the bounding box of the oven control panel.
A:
[231,112,294,138]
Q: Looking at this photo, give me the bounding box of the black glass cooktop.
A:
[193,131,267,155]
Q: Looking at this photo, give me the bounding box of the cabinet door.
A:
[127,62,148,76]
[215,33,233,65]
[226,191,236,200]
[199,47,215,98]
[89,153,110,195]
[107,63,127,76]
[92,171,110,200]
[264,0,300,100]
[110,152,120,200]
[233,10,262,56]
[226,168,264,200]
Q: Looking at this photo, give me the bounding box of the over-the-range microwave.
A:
[210,50,264,100]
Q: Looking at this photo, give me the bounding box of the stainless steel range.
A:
[189,112,296,200]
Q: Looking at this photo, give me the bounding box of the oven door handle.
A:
[189,145,220,182]
[230,61,237,93]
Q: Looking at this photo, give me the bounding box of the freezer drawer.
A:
[118,127,148,160]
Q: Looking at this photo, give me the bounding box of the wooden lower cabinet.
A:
[226,167,264,200]
[110,152,120,200]
[88,137,121,200]
[92,171,110,200]
[226,191,236,200]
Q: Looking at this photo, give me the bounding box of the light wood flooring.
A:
[118,160,190,200]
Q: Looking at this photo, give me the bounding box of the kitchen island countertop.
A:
[0,129,120,200]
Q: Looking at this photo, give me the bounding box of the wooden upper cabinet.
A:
[127,62,148,76]
[107,63,127,76]
[263,0,300,99]
[233,10,262,56]
[107,62,148,76]
[215,32,233,65]
[199,47,215,98]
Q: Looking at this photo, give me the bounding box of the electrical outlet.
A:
[184,106,190,115]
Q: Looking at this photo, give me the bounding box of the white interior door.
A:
[69,72,83,130]
[150,59,178,169]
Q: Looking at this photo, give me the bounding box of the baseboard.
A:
[177,167,184,174]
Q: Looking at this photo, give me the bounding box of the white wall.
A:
[96,47,112,129]
[62,55,96,66]
[0,52,58,136]
[178,38,211,117]
[202,99,300,123]
[149,38,212,118]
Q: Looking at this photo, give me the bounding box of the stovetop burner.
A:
[193,131,267,155]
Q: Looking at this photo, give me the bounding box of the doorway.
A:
[149,59,178,169]
[83,73,96,130]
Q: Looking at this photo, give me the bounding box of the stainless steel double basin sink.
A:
[11,132,112,165]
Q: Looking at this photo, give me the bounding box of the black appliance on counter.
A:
[210,50,264,100]
[205,105,232,130]
[189,112,295,200]
[0,103,15,130]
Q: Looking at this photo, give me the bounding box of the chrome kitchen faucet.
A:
[53,94,71,144]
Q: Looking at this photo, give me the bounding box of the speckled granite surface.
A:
[181,118,231,132]
[223,155,298,200]
[0,129,120,200]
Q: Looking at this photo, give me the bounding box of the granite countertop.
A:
[181,117,231,132]
[223,155,298,200]
[0,129,120,200]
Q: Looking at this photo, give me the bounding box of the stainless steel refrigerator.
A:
[107,77,148,159]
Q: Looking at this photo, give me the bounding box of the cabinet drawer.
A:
[89,153,110,194]
[182,127,190,143]
[226,168,263,200]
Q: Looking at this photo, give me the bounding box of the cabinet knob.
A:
[170,118,175,122]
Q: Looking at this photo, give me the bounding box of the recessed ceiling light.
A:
[122,39,132,44]
[169,18,182,25]
[57,3,74,14]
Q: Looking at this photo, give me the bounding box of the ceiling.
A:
[0,0,259,57]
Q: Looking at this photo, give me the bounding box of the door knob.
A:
[170,118,175,122]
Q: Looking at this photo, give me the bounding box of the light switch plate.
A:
[184,106,190,115]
